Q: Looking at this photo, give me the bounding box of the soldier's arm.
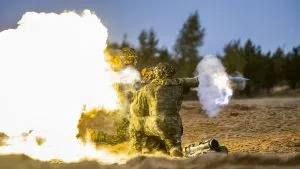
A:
[176,77,199,94]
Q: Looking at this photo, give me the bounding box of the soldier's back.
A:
[145,79,184,118]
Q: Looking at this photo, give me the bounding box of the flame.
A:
[0,132,128,163]
[0,10,133,163]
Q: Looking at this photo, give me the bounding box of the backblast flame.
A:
[0,10,133,163]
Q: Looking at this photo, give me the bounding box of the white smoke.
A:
[196,55,233,117]
[0,10,137,163]
[110,66,141,84]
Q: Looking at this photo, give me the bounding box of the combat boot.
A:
[164,139,183,157]
[169,147,183,157]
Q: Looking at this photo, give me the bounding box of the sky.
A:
[0,0,299,55]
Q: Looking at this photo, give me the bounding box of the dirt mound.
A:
[0,153,299,169]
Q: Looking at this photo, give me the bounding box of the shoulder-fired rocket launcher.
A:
[179,75,249,90]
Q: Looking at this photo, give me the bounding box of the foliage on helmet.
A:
[154,62,176,79]
[121,48,137,66]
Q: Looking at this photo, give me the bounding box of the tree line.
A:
[107,11,300,96]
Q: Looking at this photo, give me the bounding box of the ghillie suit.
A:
[77,107,129,145]
[129,62,199,157]
[77,48,138,146]
[140,66,155,85]
[76,82,137,145]
[104,47,137,71]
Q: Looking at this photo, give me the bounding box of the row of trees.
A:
[107,11,300,95]
[223,40,300,95]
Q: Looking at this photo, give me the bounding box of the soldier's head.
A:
[154,62,176,79]
[141,66,155,82]
[120,48,137,67]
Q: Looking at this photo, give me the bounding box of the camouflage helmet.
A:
[141,66,155,82]
[154,62,176,79]
[120,48,137,66]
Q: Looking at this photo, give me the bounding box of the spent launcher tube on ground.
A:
[183,139,221,157]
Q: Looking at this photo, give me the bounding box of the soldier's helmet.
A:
[141,66,155,83]
[120,48,137,67]
[154,62,176,79]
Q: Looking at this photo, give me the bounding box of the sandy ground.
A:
[1,97,300,169]
[181,97,300,153]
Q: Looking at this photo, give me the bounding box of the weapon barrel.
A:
[229,76,249,90]
[229,76,249,83]
[179,77,199,88]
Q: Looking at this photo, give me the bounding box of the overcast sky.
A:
[1,0,299,55]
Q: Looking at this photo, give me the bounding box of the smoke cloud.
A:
[196,55,233,117]
[0,10,135,163]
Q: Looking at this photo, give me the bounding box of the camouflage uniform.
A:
[129,63,199,156]
[140,66,155,85]
[120,48,137,67]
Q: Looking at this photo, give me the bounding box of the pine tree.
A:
[242,39,266,95]
[272,47,285,84]
[148,28,159,59]
[173,11,205,77]
[223,40,245,73]
[136,29,159,69]
[158,47,170,63]
[137,29,148,70]
[285,46,300,89]
[264,51,277,92]
[120,33,130,48]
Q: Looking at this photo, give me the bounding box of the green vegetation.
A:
[223,40,300,95]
